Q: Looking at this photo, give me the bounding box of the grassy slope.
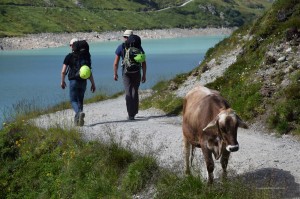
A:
[0,0,272,37]
[0,115,273,198]
[141,0,300,135]
[204,0,300,135]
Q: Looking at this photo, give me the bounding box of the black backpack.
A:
[68,40,91,80]
[122,34,143,74]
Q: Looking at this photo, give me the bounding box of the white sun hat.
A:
[70,38,78,45]
[123,30,133,37]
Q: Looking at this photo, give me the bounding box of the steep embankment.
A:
[176,0,300,135]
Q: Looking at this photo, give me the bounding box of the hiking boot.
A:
[78,112,85,126]
[74,114,79,126]
[128,115,135,120]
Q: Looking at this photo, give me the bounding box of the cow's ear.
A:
[237,115,249,129]
[203,119,218,132]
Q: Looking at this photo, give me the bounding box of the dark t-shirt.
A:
[63,53,72,65]
[63,53,87,81]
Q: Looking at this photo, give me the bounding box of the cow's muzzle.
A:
[226,145,239,152]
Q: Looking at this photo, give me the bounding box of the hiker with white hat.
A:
[113,30,147,120]
[61,38,96,126]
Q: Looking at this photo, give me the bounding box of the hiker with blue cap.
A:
[113,30,147,120]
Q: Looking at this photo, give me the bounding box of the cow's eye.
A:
[220,126,226,133]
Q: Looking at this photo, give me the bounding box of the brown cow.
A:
[182,85,248,183]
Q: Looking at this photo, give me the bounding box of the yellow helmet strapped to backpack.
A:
[134,53,146,63]
[79,65,91,79]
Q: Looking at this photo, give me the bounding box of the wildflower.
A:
[70,151,76,158]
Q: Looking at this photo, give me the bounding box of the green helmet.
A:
[79,65,91,79]
[134,53,146,63]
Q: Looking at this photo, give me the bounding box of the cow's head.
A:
[203,109,248,153]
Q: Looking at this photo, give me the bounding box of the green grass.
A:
[0,110,275,199]
[196,0,300,135]
[155,172,276,199]
[121,156,158,194]
[140,0,300,136]
[0,121,138,198]
[0,0,272,37]
[140,73,188,115]
[267,71,300,135]
[205,58,263,120]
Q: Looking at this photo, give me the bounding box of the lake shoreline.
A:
[0,28,234,51]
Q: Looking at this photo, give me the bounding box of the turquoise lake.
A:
[0,35,227,124]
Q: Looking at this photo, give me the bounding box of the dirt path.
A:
[34,91,300,198]
[155,0,194,12]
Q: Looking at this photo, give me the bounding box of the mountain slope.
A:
[0,0,273,37]
[176,0,300,135]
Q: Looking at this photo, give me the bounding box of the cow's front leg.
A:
[183,135,191,175]
[202,149,214,184]
[221,149,230,181]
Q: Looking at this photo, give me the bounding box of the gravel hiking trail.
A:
[34,91,300,198]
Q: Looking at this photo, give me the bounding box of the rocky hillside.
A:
[154,0,299,136]
[182,0,300,135]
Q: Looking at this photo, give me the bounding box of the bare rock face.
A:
[277,8,293,22]
[265,52,277,65]
[286,27,300,41]
[177,27,300,135]
[198,4,217,15]
[201,64,209,73]
[168,81,178,91]
[260,84,276,97]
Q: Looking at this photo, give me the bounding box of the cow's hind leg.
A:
[221,150,230,181]
[183,135,191,175]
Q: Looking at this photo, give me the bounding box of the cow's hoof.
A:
[184,170,191,176]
